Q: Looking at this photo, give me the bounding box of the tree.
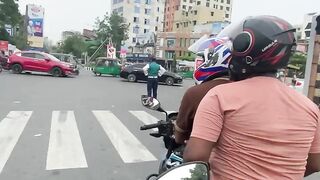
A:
[0,28,10,41]
[179,53,196,61]
[95,12,129,52]
[189,164,208,180]
[61,34,86,58]
[288,52,307,78]
[0,0,21,27]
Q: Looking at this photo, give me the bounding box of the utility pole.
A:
[87,37,109,63]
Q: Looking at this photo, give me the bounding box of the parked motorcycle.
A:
[140,95,184,179]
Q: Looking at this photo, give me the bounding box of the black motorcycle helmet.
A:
[217,15,296,81]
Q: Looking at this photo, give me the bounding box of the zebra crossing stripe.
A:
[0,111,32,173]
[46,111,88,170]
[129,111,159,130]
[92,110,157,163]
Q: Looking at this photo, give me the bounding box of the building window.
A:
[157,7,160,12]
[227,0,230,4]
[194,10,197,15]
[133,17,139,23]
[133,38,137,43]
[193,20,197,25]
[189,6,192,10]
[167,39,175,47]
[197,1,201,5]
[206,2,210,7]
[226,7,230,11]
[155,26,158,31]
[221,0,224,3]
[225,14,229,18]
[183,0,186,2]
[145,8,151,15]
[113,0,124,4]
[134,6,140,13]
[211,12,214,16]
[186,12,188,16]
[144,29,149,33]
[189,0,193,3]
[156,16,159,22]
[133,26,139,34]
[176,23,179,28]
[182,5,186,10]
[145,0,151,5]
[220,5,223,10]
[176,5,179,10]
[144,19,150,25]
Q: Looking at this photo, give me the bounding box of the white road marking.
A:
[93,110,157,163]
[129,111,159,125]
[0,111,32,173]
[46,111,88,170]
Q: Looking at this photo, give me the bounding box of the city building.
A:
[301,12,318,40]
[111,0,165,48]
[82,29,97,40]
[164,0,233,32]
[61,31,81,41]
[156,31,209,59]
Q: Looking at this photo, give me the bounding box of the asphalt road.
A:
[0,69,191,180]
[0,69,319,180]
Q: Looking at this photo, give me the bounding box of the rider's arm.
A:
[305,117,320,177]
[174,89,194,144]
[183,91,222,162]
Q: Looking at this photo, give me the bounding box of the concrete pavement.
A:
[0,69,319,180]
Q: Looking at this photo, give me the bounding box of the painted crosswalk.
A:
[0,110,171,173]
[0,111,32,174]
[93,110,157,163]
[46,111,88,170]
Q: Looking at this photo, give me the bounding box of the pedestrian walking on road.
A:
[143,58,166,104]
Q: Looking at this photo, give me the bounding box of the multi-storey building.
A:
[164,0,233,32]
[111,0,165,48]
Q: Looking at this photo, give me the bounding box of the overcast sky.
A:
[18,0,319,43]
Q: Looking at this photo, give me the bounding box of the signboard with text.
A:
[26,4,45,48]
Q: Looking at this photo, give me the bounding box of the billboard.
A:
[26,4,45,48]
[0,41,9,51]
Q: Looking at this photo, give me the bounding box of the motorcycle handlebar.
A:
[140,122,160,130]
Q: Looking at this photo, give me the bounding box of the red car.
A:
[8,51,78,77]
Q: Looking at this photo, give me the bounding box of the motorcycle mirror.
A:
[141,95,161,111]
[156,162,210,180]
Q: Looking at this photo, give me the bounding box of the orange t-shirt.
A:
[191,76,320,180]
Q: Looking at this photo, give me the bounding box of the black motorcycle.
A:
[140,95,184,180]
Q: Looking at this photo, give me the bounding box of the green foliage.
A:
[0,0,21,27]
[61,34,86,58]
[95,12,129,51]
[288,52,307,78]
[189,164,208,180]
[179,53,196,61]
[0,28,10,41]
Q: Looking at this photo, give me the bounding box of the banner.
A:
[0,41,9,51]
[106,45,116,59]
[26,4,45,48]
